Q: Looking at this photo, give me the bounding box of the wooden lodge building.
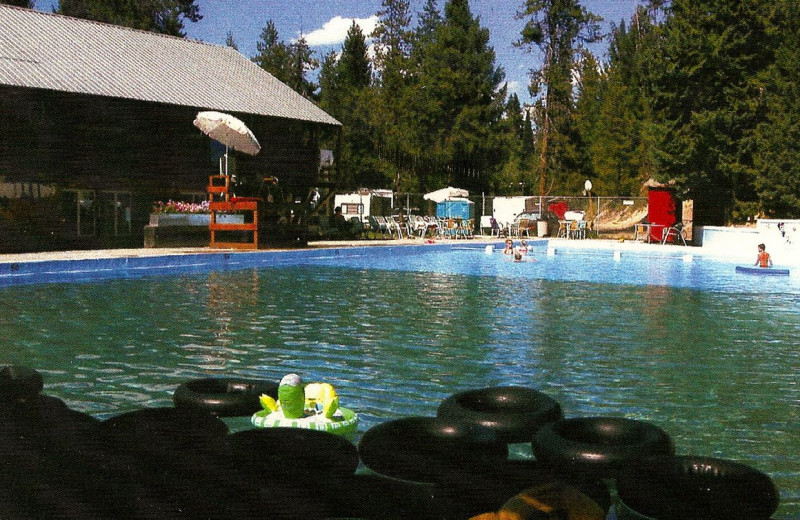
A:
[0,4,340,253]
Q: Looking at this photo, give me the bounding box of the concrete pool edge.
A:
[0,240,488,285]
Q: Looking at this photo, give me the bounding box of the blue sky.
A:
[41,0,640,103]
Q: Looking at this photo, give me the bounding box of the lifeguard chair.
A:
[207,175,260,250]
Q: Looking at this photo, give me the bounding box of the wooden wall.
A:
[0,86,338,252]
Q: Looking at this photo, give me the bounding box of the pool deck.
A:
[0,236,708,266]
[0,235,734,262]
[0,238,435,264]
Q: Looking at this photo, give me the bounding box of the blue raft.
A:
[735,266,790,276]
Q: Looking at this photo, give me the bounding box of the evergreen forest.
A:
[39,0,800,224]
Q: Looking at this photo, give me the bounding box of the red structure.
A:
[647,187,681,242]
[547,201,569,219]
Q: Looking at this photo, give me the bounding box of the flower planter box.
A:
[148,213,244,227]
[144,213,245,248]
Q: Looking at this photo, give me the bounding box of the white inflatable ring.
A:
[251,407,358,436]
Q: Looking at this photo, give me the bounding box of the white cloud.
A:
[505,80,529,100]
[301,15,379,47]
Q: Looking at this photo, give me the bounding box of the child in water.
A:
[754,243,772,268]
[512,244,536,262]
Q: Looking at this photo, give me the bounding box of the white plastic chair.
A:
[479,216,493,236]
[371,216,390,237]
[391,216,407,238]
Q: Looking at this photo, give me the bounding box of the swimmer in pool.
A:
[754,243,772,268]
[511,246,536,262]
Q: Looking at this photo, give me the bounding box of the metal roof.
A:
[0,5,340,126]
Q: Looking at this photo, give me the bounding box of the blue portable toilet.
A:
[436,198,475,220]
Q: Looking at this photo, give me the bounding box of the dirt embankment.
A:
[595,206,647,233]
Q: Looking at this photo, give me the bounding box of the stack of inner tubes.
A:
[359,387,608,519]
[0,369,357,519]
[0,371,785,519]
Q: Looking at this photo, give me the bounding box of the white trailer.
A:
[334,190,393,223]
[491,196,536,230]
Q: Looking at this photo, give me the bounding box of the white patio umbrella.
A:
[193,111,261,176]
[423,186,469,203]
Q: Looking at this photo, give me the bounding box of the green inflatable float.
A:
[251,373,358,436]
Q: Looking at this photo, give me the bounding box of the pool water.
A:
[2,243,798,518]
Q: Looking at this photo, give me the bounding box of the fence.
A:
[387,193,649,237]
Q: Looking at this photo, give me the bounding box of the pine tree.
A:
[516,0,602,196]
[754,1,800,218]
[494,93,534,195]
[252,20,291,84]
[251,21,318,99]
[412,0,506,192]
[651,0,777,224]
[286,36,319,100]
[319,22,377,188]
[58,0,201,37]
[507,93,525,142]
[372,0,412,87]
[319,51,340,114]
[338,21,372,90]
[370,0,414,190]
[581,9,659,197]
[414,0,442,48]
[225,30,238,51]
[574,51,607,192]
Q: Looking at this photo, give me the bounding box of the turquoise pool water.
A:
[2,243,798,517]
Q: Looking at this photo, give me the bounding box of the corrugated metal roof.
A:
[0,5,340,126]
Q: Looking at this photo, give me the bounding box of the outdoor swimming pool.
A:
[2,242,798,517]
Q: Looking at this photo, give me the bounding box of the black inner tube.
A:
[0,365,44,401]
[533,417,674,478]
[172,377,278,417]
[437,386,563,443]
[616,455,780,520]
[358,416,508,483]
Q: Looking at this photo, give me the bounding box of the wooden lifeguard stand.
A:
[207,175,260,250]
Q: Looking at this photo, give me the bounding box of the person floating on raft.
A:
[251,373,358,436]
